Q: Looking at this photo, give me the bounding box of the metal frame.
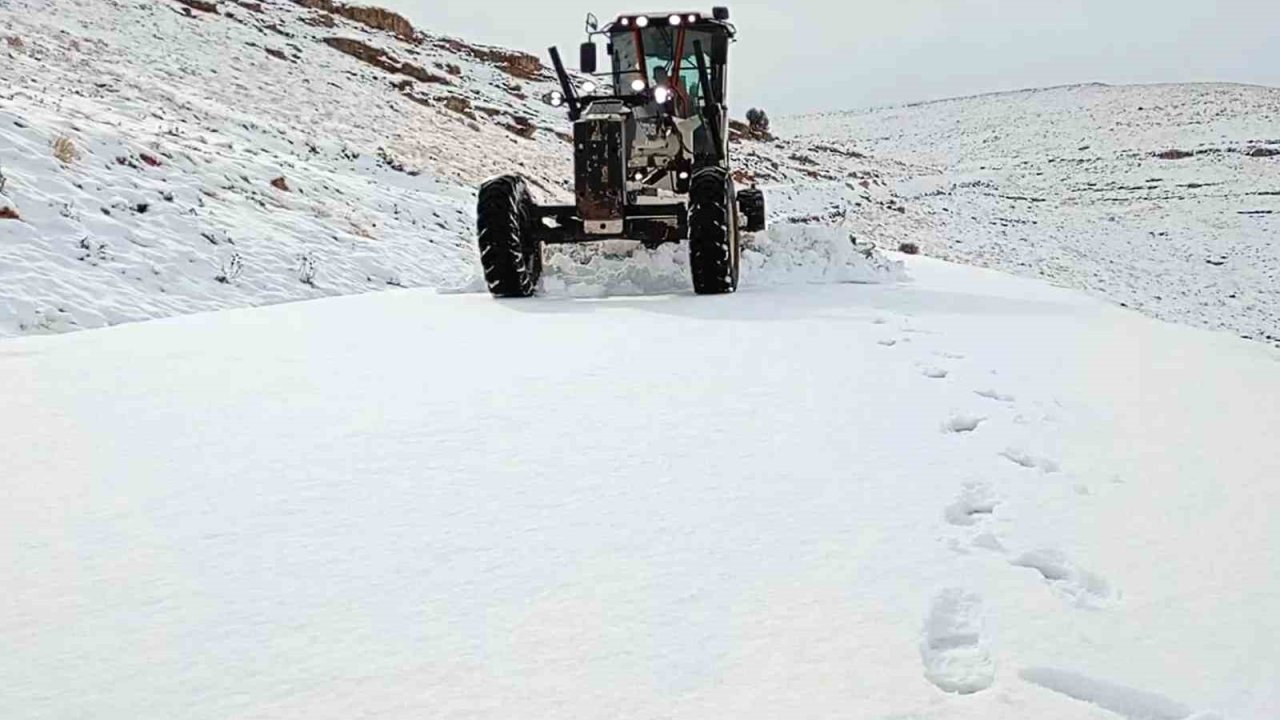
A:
[531,203,688,246]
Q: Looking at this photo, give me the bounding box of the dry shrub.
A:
[898,242,921,255]
[52,135,80,165]
[5,36,24,49]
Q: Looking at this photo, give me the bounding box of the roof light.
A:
[635,15,649,27]
[631,78,646,92]
[668,14,682,25]
[653,86,671,104]
[580,80,597,95]
[686,13,699,22]
[619,16,630,26]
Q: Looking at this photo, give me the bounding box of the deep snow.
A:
[3,256,1278,719]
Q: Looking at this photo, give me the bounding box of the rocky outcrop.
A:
[176,0,220,13]
[323,37,452,85]
[292,0,417,41]
[436,38,543,80]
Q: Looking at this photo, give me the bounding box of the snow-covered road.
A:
[3,258,1278,719]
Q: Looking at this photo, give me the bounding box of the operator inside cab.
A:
[608,22,719,160]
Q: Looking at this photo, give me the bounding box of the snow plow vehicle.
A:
[476,7,766,297]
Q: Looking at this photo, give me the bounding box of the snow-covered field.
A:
[4,256,1278,719]
[784,83,1280,345]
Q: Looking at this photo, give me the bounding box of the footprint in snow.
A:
[999,448,1060,473]
[944,482,998,526]
[921,366,949,379]
[921,588,996,694]
[974,388,1016,403]
[1011,549,1118,609]
[877,338,899,347]
[942,414,985,433]
[971,532,1005,553]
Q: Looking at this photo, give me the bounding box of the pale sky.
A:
[378,0,1280,114]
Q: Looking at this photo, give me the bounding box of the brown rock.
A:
[271,176,290,191]
[323,37,451,85]
[292,0,417,41]
[176,0,219,13]
[0,206,20,220]
[438,38,543,80]
[444,96,476,120]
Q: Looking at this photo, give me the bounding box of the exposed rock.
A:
[301,12,335,28]
[1155,149,1196,160]
[1246,147,1280,158]
[292,0,417,41]
[323,37,451,85]
[175,0,220,13]
[503,116,537,139]
[444,95,476,120]
[0,206,20,220]
[729,119,774,143]
[437,38,543,80]
[271,176,290,191]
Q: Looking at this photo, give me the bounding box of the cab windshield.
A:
[608,25,715,116]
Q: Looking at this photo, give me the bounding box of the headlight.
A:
[548,91,564,107]
[635,15,649,28]
[630,78,646,92]
[580,80,597,95]
[653,86,671,104]
[668,14,682,25]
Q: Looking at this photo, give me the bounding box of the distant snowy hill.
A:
[785,83,1280,345]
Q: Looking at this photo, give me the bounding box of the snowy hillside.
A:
[0,0,906,336]
[4,257,1278,719]
[784,83,1280,345]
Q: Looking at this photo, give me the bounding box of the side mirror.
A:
[585,12,599,33]
[580,41,597,74]
[712,6,730,20]
[710,34,728,64]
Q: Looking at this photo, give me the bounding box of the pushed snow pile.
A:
[537,223,905,297]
